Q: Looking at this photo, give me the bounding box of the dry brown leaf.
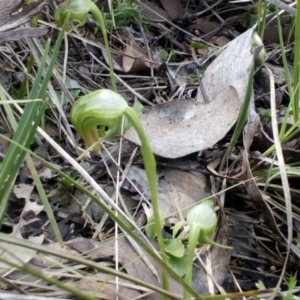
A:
[0,0,47,43]
[125,27,257,158]
[123,54,150,74]
[202,26,255,102]
[142,1,170,22]
[159,0,185,20]
[242,107,283,240]
[123,165,210,220]
[123,42,161,73]
[13,183,34,201]
[125,86,240,158]
[190,19,220,34]
[0,194,44,272]
[66,236,183,299]
[157,168,210,219]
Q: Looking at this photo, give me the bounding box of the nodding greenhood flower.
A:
[71,89,127,153]
[54,0,91,28]
[71,88,168,290]
[54,0,117,91]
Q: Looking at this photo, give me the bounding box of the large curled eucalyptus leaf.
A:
[125,28,258,159]
[145,212,165,239]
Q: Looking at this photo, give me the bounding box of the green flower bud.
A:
[187,200,232,248]
[252,32,266,66]
[187,200,216,233]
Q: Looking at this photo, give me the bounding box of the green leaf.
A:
[172,221,182,239]
[164,239,184,257]
[167,254,187,277]
[145,213,165,239]
[191,42,212,51]
[160,49,169,60]
[259,108,271,119]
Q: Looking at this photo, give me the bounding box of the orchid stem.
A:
[124,107,169,292]
[89,2,117,91]
[184,226,199,299]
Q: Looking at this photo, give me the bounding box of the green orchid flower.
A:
[54,0,116,91]
[71,89,169,291]
[71,89,127,153]
[252,32,266,66]
[184,200,232,298]
[187,200,216,245]
[54,0,90,28]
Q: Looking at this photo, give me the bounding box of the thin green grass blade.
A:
[28,40,51,99]
[262,115,300,157]
[107,0,115,28]
[257,0,268,38]
[0,97,47,224]
[219,66,254,170]
[286,17,295,45]
[263,2,298,156]
[17,55,35,99]
[0,16,70,238]
[25,16,71,245]
[31,15,70,100]
[0,255,97,300]
[292,0,300,123]
[275,5,294,139]
[25,154,64,245]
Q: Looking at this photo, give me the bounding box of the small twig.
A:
[136,18,155,78]
[178,0,224,23]
[189,47,210,103]
[200,0,224,24]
